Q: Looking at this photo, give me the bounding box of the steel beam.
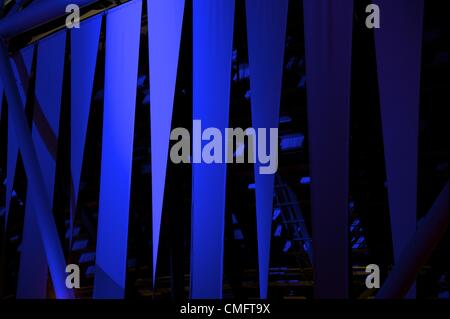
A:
[0,41,73,298]
[0,0,99,39]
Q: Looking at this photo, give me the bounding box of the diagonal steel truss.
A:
[0,41,73,298]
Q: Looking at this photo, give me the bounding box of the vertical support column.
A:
[70,15,102,246]
[147,0,185,284]
[191,0,235,299]
[374,0,424,298]
[303,0,354,298]
[93,0,142,299]
[245,0,289,299]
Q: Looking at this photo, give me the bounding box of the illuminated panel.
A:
[93,0,142,299]
[191,0,235,299]
[70,15,102,244]
[246,0,289,299]
[147,0,185,283]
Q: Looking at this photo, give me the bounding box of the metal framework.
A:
[0,0,101,298]
[0,41,73,298]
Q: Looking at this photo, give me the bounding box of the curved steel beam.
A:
[377,182,449,299]
[0,0,98,39]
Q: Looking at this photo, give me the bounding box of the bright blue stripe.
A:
[148,0,185,284]
[71,15,102,245]
[94,0,142,299]
[246,0,289,299]
[191,0,235,299]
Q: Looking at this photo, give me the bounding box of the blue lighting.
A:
[300,176,311,184]
[282,240,292,252]
[279,115,292,123]
[72,239,88,251]
[274,224,282,237]
[234,229,244,240]
[272,207,281,220]
[94,0,142,299]
[280,133,304,151]
[79,252,96,264]
[191,0,235,299]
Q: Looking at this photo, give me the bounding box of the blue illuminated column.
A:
[147,0,185,284]
[191,0,235,299]
[374,0,424,298]
[94,0,142,299]
[303,0,354,298]
[70,15,102,245]
[245,0,289,299]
